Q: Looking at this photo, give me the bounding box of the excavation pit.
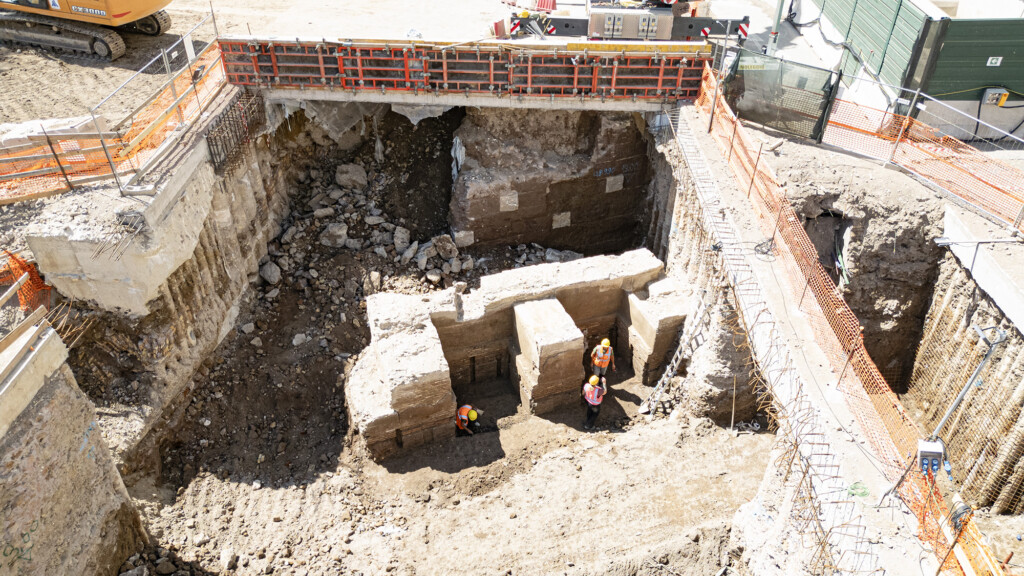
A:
[1,90,780,575]
[346,249,693,460]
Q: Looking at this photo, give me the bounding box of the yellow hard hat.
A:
[601,338,610,347]
[468,410,478,421]
[589,375,599,385]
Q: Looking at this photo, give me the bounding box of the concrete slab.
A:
[942,205,1024,333]
[0,325,65,439]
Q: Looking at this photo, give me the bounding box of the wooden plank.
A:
[0,274,29,308]
[0,306,47,357]
[564,41,709,54]
[0,319,49,386]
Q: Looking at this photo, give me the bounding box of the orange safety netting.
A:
[823,98,1024,230]
[697,63,1004,576]
[0,250,50,312]
[0,45,226,204]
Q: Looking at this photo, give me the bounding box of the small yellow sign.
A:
[566,42,710,55]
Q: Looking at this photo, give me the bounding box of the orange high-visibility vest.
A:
[584,384,604,406]
[592,345,612,368]
[456,405,473,430]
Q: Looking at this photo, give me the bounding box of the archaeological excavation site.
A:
[4,2,1024,575]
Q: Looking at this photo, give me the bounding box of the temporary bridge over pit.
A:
[218,36,713,111]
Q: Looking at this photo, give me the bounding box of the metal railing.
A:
[0,13,226,203]
[218,37,713,102]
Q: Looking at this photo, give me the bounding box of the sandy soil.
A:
[738,124,945,388]
[134,407,772,576]
[0,0,507,124]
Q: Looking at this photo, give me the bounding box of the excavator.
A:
[0,0,173,60]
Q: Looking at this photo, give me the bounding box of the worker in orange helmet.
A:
[456,404,483,436]
[590,337,616,378]
[582,375,606,430]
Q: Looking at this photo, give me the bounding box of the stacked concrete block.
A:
[623,278,690,384]
[348,250,674,460]
[513,299,585,414]
[450,108,649,254]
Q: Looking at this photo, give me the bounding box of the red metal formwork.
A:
[218,38,712,103]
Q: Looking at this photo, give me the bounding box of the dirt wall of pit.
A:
[0,327,144,576]
[903,252,1024,512]
[24,96,384,471]
[769,137,944,387]
[649,132,757,423]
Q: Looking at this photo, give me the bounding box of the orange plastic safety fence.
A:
[0,251,50,312]
[0,45,226,204]
[824,98,1024,231]
[697,63,1005,576]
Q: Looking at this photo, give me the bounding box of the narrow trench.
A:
[803,209,852,288]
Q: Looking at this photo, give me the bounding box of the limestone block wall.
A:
[348,292,456,460]
[433,307,514,401]
[622,277,690,384]
[0,327,144,576]
[513,299,585,414]
[450,108,649,254]
[349,249,684,459]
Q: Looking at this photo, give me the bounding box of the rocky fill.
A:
[121,109,606,575]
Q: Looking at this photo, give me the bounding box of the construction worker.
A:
[582,375,606,430]
[590,337,616,377]
[456,404,483,436]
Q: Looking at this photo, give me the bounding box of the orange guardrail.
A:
[218,37,712,102]
[0,44,225,205]
[699,63,1004,576]
[0,251,50,312]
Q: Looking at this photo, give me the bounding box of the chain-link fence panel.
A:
[722,49,839,141]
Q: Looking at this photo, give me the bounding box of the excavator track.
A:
[0,9,126,60]
[118,9,171,36]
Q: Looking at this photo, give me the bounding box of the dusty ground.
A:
[738,124,945,388]
[131,404,772,576]
[89,103,777,576]
[0,0,507,124]
[973,512,1024,574]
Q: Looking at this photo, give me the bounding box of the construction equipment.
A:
[509,0,749,42]
[0,0,173,60]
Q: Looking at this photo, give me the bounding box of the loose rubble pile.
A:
[125,138,597,574]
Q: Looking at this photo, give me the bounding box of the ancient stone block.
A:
[514,299,585,413]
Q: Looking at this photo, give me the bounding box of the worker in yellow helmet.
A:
[590,337,616,378]
[456,404,483,436]
[582,375,606,430]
